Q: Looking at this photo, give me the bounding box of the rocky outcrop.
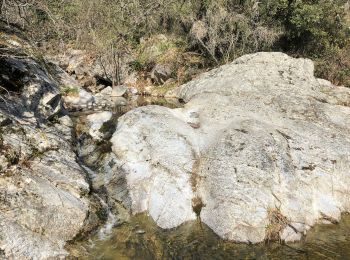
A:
[0,25,100,259]
[48,49,105,90]
[0,56,63,121]
[151,64,172,85]
[106,52,350,243]
[0,113,90,259]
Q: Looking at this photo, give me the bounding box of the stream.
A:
[69,96,350,260]
[73,213,350,260]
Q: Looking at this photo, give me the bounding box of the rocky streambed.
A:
[1,28,350,260]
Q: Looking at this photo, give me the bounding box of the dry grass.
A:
[265,208,289,243]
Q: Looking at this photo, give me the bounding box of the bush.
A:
[189,1,281,64]
[259,0,350,86]
[61,86,79,96]
[2,0,349,87]
[315,44,350,87]
[265,0,349,54]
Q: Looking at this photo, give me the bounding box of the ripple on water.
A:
[70,213,350,260]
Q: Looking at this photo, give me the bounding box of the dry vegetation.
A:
[1,0,350,87]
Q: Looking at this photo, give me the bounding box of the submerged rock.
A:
[107,52,350,243]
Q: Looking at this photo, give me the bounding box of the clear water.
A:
[72,213,350,260]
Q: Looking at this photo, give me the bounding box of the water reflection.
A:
[72,213,350,260]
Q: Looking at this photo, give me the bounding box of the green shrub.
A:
[61,86,79,96]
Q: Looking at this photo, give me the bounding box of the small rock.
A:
[112,97,127,106]
[111,85,127,97]
[151,64,172,85]
[63,89,94,108]
[100,86,112,96]
[86,111,113,140]
[128,87,138,95]
[281,225,303,242]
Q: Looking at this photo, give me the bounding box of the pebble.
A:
[135,229,146,234]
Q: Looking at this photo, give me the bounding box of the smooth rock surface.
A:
[111,85,127,97]
[86,111,113,140]
[109,52,350,243]
[63,88,95,108]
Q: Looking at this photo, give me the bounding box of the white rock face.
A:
[110,106,198,228]
[109,52,350,243]
[111,85,127,97]
[86,111,113,140]
[63,88,95,108]
[0,117,90,259]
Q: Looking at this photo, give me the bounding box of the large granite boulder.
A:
[108,52,350,243]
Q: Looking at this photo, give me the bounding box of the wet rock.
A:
[108,52,350,243]
[280,224,303,242]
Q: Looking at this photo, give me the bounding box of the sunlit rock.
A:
[109,52,350,243]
